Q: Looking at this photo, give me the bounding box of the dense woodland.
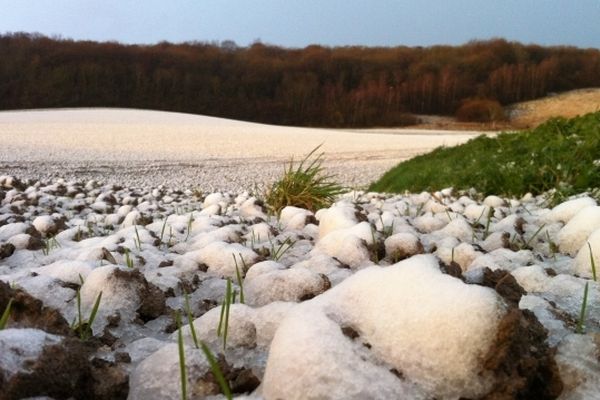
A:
[1,33,599,127]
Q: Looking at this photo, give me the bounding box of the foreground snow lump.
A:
[0,175,598,399]
[264,255,505,399]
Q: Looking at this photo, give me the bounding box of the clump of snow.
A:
[317,203,359,239]
[32,215,57,236]
[483,195,506,208]
[573,228,600,278]
[544,196,597,224]
[263,255,505,400]
[244,266,329,306]
[558,206,600,255]
[128,343,210,400]
[35,260,95,284]
[468,248,534,272]
[314,222,374,268]
[79,265,142,332]
[555,333,600,399]
[511,265,550,293]
[279,206,314,230]
[384,232,423,262]
[0,328,62,381]
[188,241,259,278]
[412,212,448,233]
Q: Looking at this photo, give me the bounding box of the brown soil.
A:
[0,281,71,335]
[476,268,563,399]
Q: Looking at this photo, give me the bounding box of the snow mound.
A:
[544,196,596,224]
[573,228,600,278]
[263,255,505,399]
[558,206,600,255]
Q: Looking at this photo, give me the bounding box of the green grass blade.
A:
[199,341,232,400]
[183,291,200,349]
[176,311,188,400]
[576,282,589,334]
[0,298,13,330]
[524,223,546,249]
[233,254,245,304]
[84,291,102,340]
[223,279,232,351]
[76,289,83,338]
[217,299,226,337]
[588,242,597,281]
[160,218,168,242]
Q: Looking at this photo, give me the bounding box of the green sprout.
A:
[0,298,13,330]
[199,341,232,400]
[576,282,589,334]
[588,242,597,281]
[233,254,246,304]
[176,311,188,400]
[268,235,296,261]
[134,225,142,251]
[72,283,103,341]
[124,248,134,269]
[217,279,233,350]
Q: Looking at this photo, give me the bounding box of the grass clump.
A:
[265,145,344,213]
[370,112,600,202]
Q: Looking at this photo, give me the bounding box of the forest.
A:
[1,33,599,127]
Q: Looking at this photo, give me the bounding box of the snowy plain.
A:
[0,108,480,191]
[0,109,598,399]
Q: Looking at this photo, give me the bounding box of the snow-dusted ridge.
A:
[0,108,481,191]
[0,174,598,399]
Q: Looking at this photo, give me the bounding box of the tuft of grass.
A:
[268,235,296,262]
[42,236,61,256]
[0,298,13,329]
[370,112,600,202]
[265,145,344,213]
[72,283,103,341]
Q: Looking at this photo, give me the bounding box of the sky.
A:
[1,0,599,48]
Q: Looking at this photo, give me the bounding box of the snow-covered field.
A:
[0,174,599,399]
[0,108,480,191]
[0,109,598,399]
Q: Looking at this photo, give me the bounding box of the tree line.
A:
[1,33,599,127]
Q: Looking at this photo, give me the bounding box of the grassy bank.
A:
[370,111,600,200]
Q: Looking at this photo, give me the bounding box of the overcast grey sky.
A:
[1,0,599,48]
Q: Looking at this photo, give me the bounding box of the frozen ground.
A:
[0,108,481,191]
[0,175,598,399]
